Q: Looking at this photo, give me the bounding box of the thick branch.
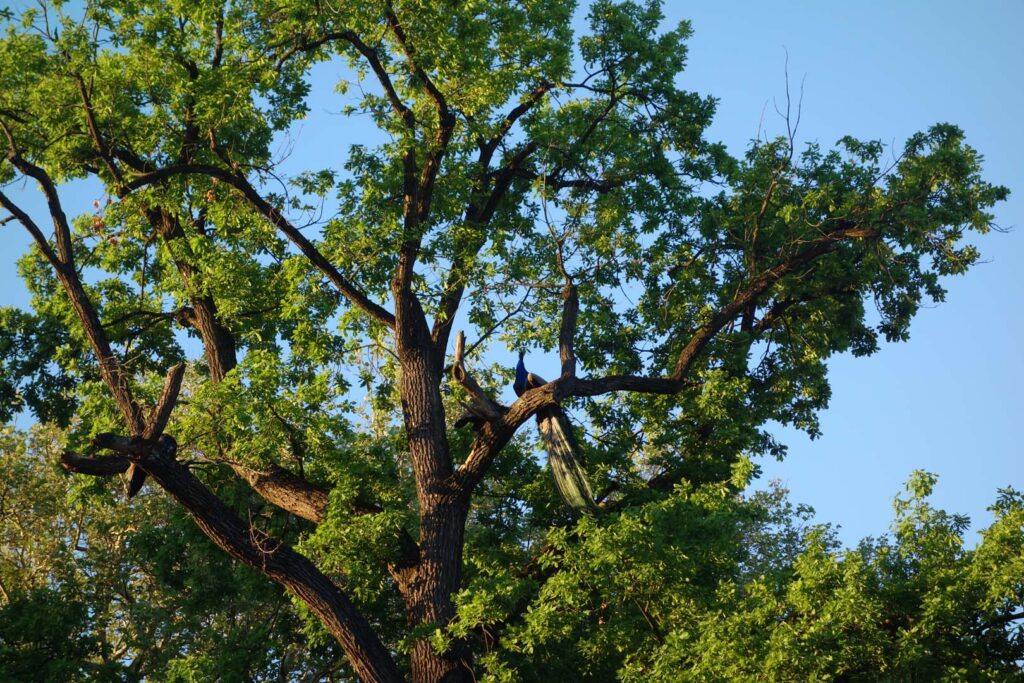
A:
[133,444,404,683]
[232,463,329,524]
[8,139,400,680]
[229,461,419,589]
[456,381,558,495]
[5,152,75,265]
[144,363,186,440]
[60,451,130,476]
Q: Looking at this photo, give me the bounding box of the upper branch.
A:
[5,151,76,265]
[0,189,61,268]
[383,5,448,118]
[669,223,876,381]
[430,141,539,356]
[275,28,417,130]
[124,164,396,328]
[480,82,553,159]
[339,30,417,130]
[0,156,147,432]
[74,73,126,188]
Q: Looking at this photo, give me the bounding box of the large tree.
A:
[0,0,1014,680]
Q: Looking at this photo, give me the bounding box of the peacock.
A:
[514,352,597,514]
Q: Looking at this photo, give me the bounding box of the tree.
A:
[0,0,1012,680]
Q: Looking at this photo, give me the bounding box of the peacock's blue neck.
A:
[514,352,528,396]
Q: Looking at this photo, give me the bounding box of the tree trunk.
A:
[395,286,473,682]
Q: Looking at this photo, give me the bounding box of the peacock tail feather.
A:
[537,406,597,514]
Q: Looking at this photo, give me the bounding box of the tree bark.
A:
[394,277,472,683]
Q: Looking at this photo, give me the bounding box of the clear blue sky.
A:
[1,1,1020,546]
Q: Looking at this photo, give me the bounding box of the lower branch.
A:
[138,443,404,683]
[61,451,130,476]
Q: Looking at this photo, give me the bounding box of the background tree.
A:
[0,424,336,682]
[0,0,1015,681]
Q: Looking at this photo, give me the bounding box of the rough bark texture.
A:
[394,275,473,683]
[233,464,330,523]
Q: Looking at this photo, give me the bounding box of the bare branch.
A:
[4,152,75,266]
[558,283,578,379]
[342,30,417,130]
[983,611,1024,631]
[60,450,130,476]
[452,331,506,422]
[273,29,417,130]
[143,363,186,440]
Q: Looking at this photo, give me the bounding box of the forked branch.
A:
[452,331,506,427]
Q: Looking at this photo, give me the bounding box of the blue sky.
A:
[1,1,1020,546]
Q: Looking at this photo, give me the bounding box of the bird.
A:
[514,351,597,514]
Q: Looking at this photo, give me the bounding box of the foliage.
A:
[3,428,1021,679]
[0,424,339,681]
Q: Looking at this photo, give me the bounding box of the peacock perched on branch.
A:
[514,352,597,514]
